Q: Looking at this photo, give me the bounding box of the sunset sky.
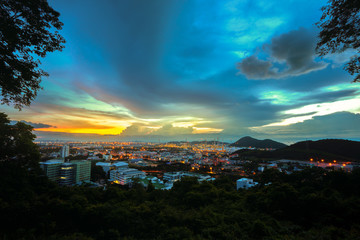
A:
[2,0,360,143]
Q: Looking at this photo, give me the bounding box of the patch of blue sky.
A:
[260,90,308,105]
[321,83,360,93]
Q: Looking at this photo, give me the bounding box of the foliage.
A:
[0,112,40,168]
[90,162,107,182]
[1,164,360,239]
[137,162,191,172]
[0,0,65,109]
[316,0,360,82]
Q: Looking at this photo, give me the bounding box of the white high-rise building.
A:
[61,145,70,158]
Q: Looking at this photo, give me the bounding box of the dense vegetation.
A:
[1,160,360,240]
[0,112,40,168]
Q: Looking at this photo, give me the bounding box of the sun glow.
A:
[193,127,223,134]
[35,127,126,135]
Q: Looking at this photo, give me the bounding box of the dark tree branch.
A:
[316,0,360,82]
[0,0,65,109]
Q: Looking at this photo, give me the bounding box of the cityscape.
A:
[1,0,360,239]
[38,140,359,190]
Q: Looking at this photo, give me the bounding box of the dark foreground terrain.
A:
[1,162,360,240]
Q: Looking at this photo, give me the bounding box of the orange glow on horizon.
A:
[35,126,126,135]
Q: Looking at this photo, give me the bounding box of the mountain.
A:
[190,140,229,145]
[229,136,287,149]
[231,139,360,162]
[275,139,360,161]
[167,140,229,145]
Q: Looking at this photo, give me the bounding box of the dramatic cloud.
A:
[238,56,277,79]
[10,120,55,129]
[4,0,358,142]
[121,124,195,136]
[120,122,224,138]
[120,124,155,136]
[250,112,360,139]
[237,28,328,79]
[34,131,121,142]
[152,124,194,136]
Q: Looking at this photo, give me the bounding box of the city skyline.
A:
[2,0,360,143]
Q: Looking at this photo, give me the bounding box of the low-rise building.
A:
[112,162,129,169]
[163,172,183,182]
[110,168,146,185]
[163,171,214,183]
[236,178,258,190]
[96,161,129,174]
[103,154,112,161]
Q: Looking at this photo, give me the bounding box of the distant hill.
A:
[230,136,287,149]
[190,140,229,145]
[167,141,229,145]
[231,139,360,162]
[276,139,360,161]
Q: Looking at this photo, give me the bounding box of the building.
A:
[129,158,143,164]
[96,161,129,174]
[163,172,183,182]
[236,178,258,190]
[61,145,70,158]
[59,163,76,185]
[73,160,91,184]
[258,166,265,172]
[137,176,167,190]
[163,171,214,183]
[103,154,112,161]
[40,160,63,182]
[110,168,146,185]
[112,162,129,169]
[40,160,91,186]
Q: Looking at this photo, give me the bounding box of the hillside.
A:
[231,139,360,162]
[230,136,287,149]
[276,139,360,161]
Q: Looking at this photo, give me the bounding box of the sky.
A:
[2,0,360,144]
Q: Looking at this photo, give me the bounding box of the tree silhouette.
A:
[0,112,40,168]
[316,0,360,82]
[0,0,65,109]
